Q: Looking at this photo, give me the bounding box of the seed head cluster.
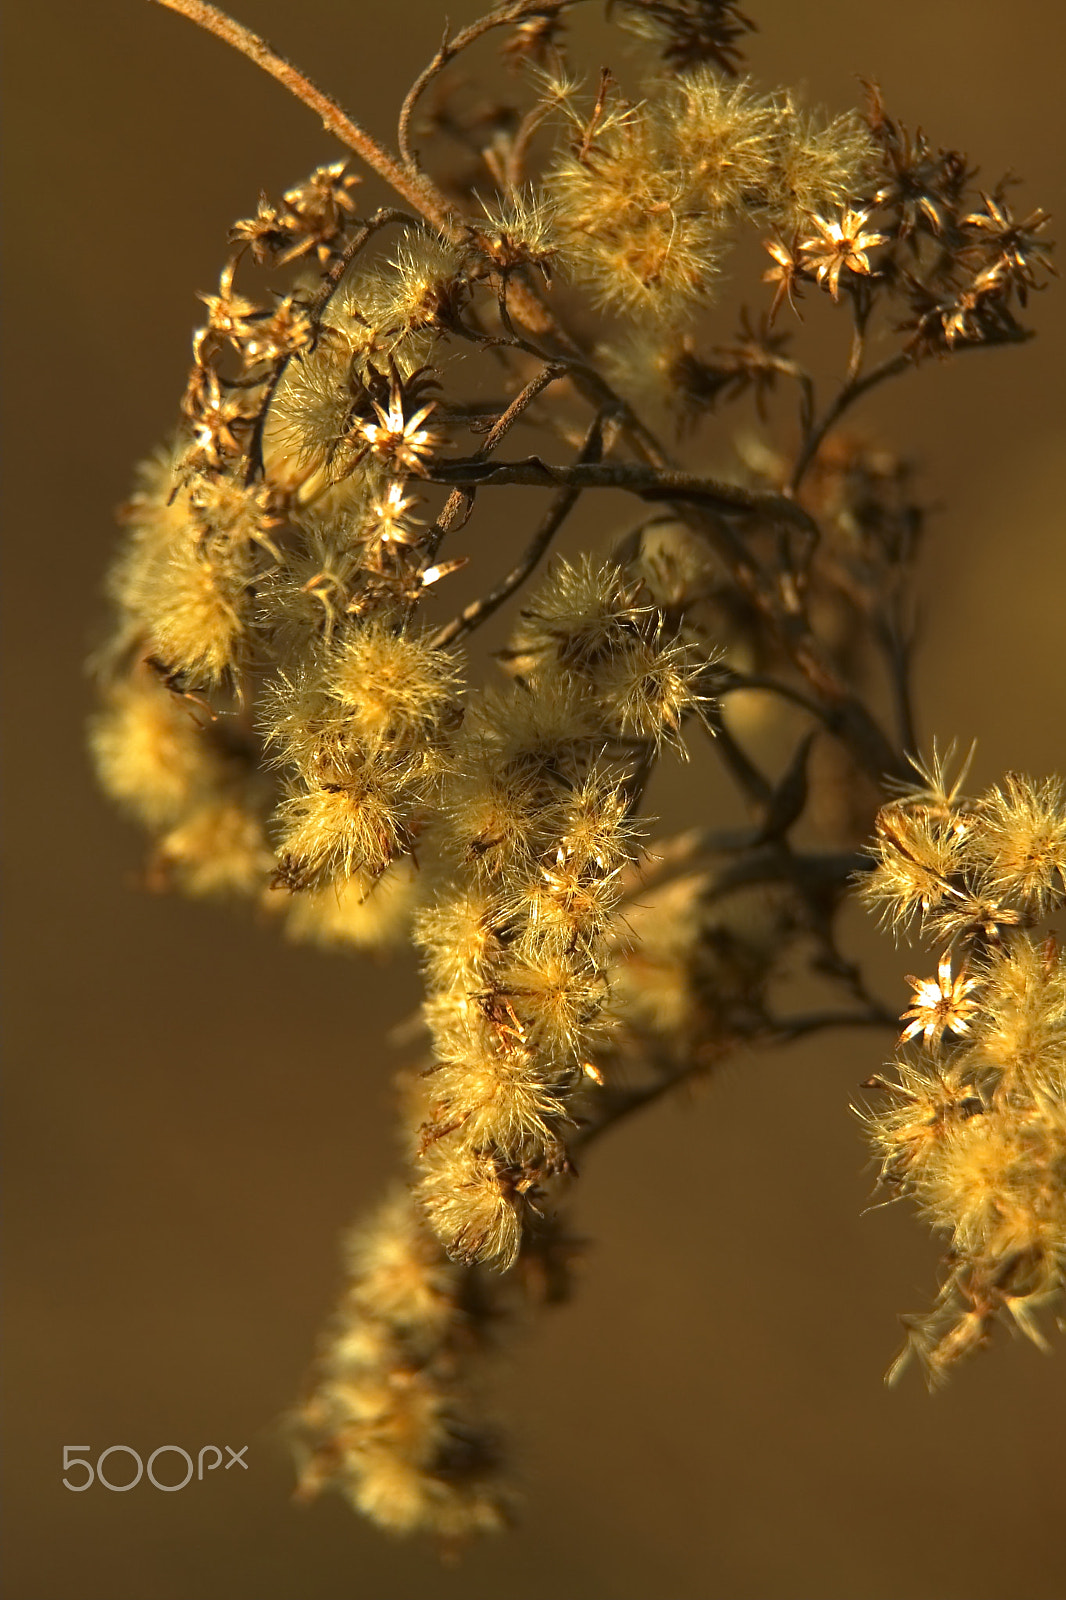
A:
[860,757,1066,1382]
[90,0,1057,1547]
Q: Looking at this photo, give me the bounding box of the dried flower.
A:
[798,208,888,300]
[899,954,980,1049]
[89,0,1058,1545]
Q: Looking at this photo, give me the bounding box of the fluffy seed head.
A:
[417,1144,528,1269]
[89,673,228,828]
[325,621,461,750]
[970,773,1066,915]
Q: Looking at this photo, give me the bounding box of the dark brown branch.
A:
[790,325,1032,492]
[430,414,605,649]
[715,669,828,724]
[790,352,910,492]
[424,456,818,530]
[476,365,567,454]
[704,713,773,807]
[422,365,566,565]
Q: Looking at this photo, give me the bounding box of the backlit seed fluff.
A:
[547,99,727,317]
[324,622,461,750]
[767,100,877,230]
[659,72,779,216]
[111,452,258,684]
[273,752,422,889]
[285,858,421,951]
[422,1043,568,1162]
[260,329,360,488]
[860,757,1066,1381]
[860,801,968,936]
[157,794,274,898]
[414,885,510,989]
[417,1143,527,1269]
[513,556,710,746]
[89,672,229,828]
[292,1191,507,1537]
[971,773,1066,914]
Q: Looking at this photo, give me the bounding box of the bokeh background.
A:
[2,2,1065,1597]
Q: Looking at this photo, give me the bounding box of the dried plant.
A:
[90,0,1060,1545]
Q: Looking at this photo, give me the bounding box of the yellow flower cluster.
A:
[860,758,1066,1381]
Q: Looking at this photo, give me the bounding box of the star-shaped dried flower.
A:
[230,196,295,265]
[359,393,439,477]
[197,290,262,347]
[279,161,360,265]
[183,370,254,466]
[961,192,1055,306]
[799,209,888,300]
[762,236,807,321]
[902,265,1022,354]
[613,0,756,75]
[368,481,424,546]
[899,953,981,1050]
[242,294,313,363]
[863,81,970,240]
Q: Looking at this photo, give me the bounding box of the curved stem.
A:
[397,0,579,177]
[790,352,910,492]
[149,0,460,234]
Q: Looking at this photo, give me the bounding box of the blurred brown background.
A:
[2,2,1064,1597]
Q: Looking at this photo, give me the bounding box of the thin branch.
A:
[425,456,819,530]
[422,364,566,565]
[430,412,605,649]
[148,0,676,477]
[790,352,909,492]
[789,325,1032,493]
[310,208,425,321]
[507,99,557,192]
[767,1006,898,1039]
[476,364,567,454]
[715,669,828,724]
[704,713,773,807]
[398,1,576,177]
[577,1006,895,1150]
[149,0,460,233]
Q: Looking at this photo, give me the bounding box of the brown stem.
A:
[422,365,566,565]
[148,0,460,233]
[398,1,577,178]
[429,415,604,649]
[578,1006,895,1150]
[705,713,773,807]
[790,353,910,492]
[790,324,1031,495]
[425,456,818,530]
[476,364,567,454]
[716,669,828,724]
